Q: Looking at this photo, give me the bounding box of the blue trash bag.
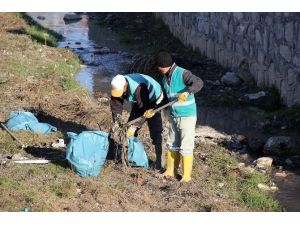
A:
[66,131,109,177]
[6,111,57,134]
[127,136,149,169]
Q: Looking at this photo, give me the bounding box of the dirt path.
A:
[0,13,283,212]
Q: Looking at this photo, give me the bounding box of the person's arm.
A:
[110,96,124,122]
[182,70,204,94]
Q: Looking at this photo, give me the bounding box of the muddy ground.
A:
[0,13,283,212]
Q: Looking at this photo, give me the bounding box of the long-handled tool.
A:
[0,122,26,148]
[127,100,176,126]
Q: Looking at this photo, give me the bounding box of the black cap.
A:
[156,52,173,67]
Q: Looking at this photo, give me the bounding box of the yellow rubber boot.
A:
[180,155,193,182]
[163,150,180,177]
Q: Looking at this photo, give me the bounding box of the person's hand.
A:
[127,126,137,138]
[178,92,189,103]
[144,109,155,119]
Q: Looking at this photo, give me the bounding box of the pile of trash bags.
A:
[6,111,149,177]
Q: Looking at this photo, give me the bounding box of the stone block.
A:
[285,22,294,43]
[255,29,262,45]
[218,29,224,44]
[242,39,250,56]
[257,49,265,64]
[293,54,300,67]
[207,39,215,59]
[222,19,228,31]
[288,69,297,86]
[279,45,291,62]
[263,28,269,53]
[233,12,244,20]
[275,23,284,41]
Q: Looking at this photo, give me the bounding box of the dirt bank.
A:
[0,13,283,212]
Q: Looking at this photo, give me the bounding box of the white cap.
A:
[111,74,126,97]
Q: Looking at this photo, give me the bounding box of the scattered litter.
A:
[51,139,66,148]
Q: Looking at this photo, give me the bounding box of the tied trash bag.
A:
[127,136,149,169]
[6,111,57,134]
[66,131,109,177]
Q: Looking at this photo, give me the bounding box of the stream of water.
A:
[28,12,300,211]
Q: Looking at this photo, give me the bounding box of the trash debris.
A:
[51,139,66,148]
[127,136,149,169]
[6,111,57,134]
[66,131,109,177]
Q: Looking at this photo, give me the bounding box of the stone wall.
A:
[156,13,300,106]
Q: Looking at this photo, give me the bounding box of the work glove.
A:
[127,126,137,138]
[143,109,155,119]
[178,92,189,103]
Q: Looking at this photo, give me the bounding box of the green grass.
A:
[48,180,75,198]
[204,145,283,211]
[16,12,63,47]
[26,26,57,47]
[62,78,81,91]
[210,149,238,170]
[239,173,283,211]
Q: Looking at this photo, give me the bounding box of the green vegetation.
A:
[26,26,57,47]
[16,12,63,47]
[62,78,81,90]
[239,173,283,211]
[202,144,283,211]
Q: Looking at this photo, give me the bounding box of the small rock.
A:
[240,153,251,161]
[37,16,45,20]
[275,172,287,178]
[76,188,82,194]
[244,91,266,100]
[75,42,81,45]
[221,72,242,86]
[63,13,82,21]
[238,162,245,167]
[217,182,224,188]
[270,186,279,191]
[254,157,273,169]
[12,153,24,160]
[236,134,247,144]
[257,183,270,191]
[264,136,299,156]
[257,183,278,191]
